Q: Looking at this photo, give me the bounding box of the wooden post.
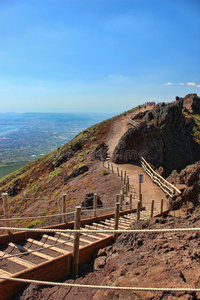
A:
[73,206,81,278]
[122,187,124,195]
[130,194,132,210]
[93,193,97,218]
[160,199,163,216]
[127,176,129,191]
[168,198,171,211]
[121,170,123,181]
[140,193,143,205]
[124,171,127,184]
[117,167,119,176]
[111,164,114,173]
[138,174,143,203]
[137,201,141,221]
[116,194,119,205]
[126,182,128,195]
[150,200,154,218]
[120,193,123,211]
[2,193,10,234]
[62,194,67,223]
[114,203,120,240]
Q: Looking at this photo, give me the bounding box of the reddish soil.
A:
[15,207,200,299]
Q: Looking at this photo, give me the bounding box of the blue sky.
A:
[0,0,200,113]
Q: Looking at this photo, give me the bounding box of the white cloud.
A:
[177,83,184,85]
[164,82,173,86]
[187,82,196,86]
[197,85,200,88]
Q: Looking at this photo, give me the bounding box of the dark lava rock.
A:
[53,149,74,168]
[82,193,103,209]
[71,142,82,152]
[7,179,22,196]
[113,97,200,177]
[64,165,88,183]
[92,142,108,161]
[132,110,149,120]
[53,142,83,168]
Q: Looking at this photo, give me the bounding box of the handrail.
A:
[141,157,181,197]
[128,118,139,127]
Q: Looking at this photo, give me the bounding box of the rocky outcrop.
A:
[113,97,200,177]
[81,193,102,209]
[183,93,200,113]
[64,165,88,183]
[92,142,108,161]
[132,110,149,120]
[53,142,82,168]
[7,179,22,196]
[168,161,200,210]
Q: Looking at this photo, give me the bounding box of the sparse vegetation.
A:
[27,219,44,228]
[53,191,59,198]
[102,169,108,175]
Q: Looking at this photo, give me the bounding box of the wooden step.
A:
[81,232,102,241]
[59,232,93,244]
[42,234,74,247]
[84,225,110,237]
[8,242,53,261]
[0,268,12,277]
[107,217,131,226]
[0,250,35,269]
[26,238,70,254]
[103,220,129,229]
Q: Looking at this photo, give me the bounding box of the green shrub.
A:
[54,191,59,198]
[27,219,43,228]
[102,169,108,175]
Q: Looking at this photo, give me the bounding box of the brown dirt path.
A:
[106,105,168,214]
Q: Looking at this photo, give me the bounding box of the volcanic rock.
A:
[183,93,200,113]
[81,193,102,209]
[53,142,83,168]
[7,179,22,196]
[64,165,89,183]
[113,98,200,177]
[168,161,200,210]
[92,142,108,161]
[132,110,149,120]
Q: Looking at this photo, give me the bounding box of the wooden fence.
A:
[141,157,181,197]
[128,118,139,127]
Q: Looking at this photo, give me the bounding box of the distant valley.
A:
[0,112,112,178]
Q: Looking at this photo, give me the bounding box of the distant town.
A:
[0,112,111,177]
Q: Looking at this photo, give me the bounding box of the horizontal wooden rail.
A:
[141,157,181,197]
[128,118,139,127]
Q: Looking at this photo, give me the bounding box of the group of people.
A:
[139,101,156,110]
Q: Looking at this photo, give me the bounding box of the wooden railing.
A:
[128,118,139,127]
[141,157,181,197]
